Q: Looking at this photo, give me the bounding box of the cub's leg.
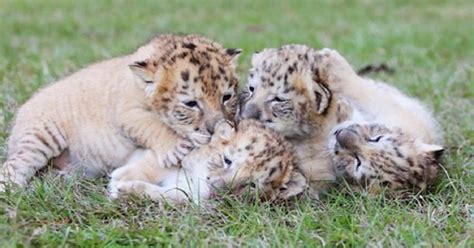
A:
[109,180,190,203]
[299,157,336,199]
[295,142,336,199]
[0,124,67,191]
[108,149,179,197]
[116,106,210,168]
[109,150,163,185]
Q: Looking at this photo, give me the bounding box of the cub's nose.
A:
[205,122,214,135]
[335,129,359,150]
[240,103,261,120]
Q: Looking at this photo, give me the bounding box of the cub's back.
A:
[7,54,136,157]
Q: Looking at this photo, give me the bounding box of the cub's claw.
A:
[160,138,195,168]
[188,131,211,147]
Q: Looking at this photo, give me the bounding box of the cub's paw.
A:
[316,48,357,85]
[335,98,354,124]
[109,165,133,183]
[108,180,143,199]
[108,178,123,199]
[160,138,195,168]
[188,131,212,147]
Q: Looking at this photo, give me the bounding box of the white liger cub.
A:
[1,34,242,191]
[109,119,307,203]
[318,48,444,193]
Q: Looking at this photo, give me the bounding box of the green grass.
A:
[0,0,473,246]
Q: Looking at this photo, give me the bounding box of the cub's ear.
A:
[419,143,444,161]
[213,120,236,142]
[226,48,242,58]
[225,48,242,68]
[278,169,307,200]
[129,60,156,83]
[312,81,332,115]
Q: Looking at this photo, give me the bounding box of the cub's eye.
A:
[184,100,198,108]
[248,86,255,92]
[248,182,256,189]
[355,155,362,170]
[145,80,154,84]
[222,94,232,102]
[279,185,288,191]
[273,96,286,102]
[223,156,232,166]
[368,135,383,142]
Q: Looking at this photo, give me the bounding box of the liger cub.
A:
[319,48,444,194]
[109,119,307,204]
[0,34,242,191]
[240,45,341,198]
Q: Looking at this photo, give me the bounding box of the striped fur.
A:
[0,34,241,191]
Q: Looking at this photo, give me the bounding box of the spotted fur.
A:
[329,124,442,193]
[109,119,306,203]
[321,48,444,193]
[240,45,339,198]
[0,34,241,191]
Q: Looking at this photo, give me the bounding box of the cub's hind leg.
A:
[0,123,67,191]
[108,149,169,195]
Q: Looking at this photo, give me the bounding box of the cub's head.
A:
[204,119,307,200]
[328,123,444,191]
[130,34,241,138]
[240,45,334,139]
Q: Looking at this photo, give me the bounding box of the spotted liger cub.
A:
[0,34,241,191]
[109,119,307,203]
[319,48,444,193]
[240,45,341,198]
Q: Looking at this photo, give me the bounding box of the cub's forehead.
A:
[347,124,407,143]
[151,35,230,65]
[351,124,392,135]
[251,44,315,67]
[233,125,283,150]
[150,35,238,93]
[248,45,318,90]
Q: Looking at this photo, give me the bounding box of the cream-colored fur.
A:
[0,34,241,191]
[318,49,442,145]
[320,49,442,144]
[109,120,307,204]
[319,48,444,192]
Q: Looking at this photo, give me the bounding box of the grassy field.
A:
[0,0,473,246]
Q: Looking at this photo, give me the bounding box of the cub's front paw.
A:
[188,131,211,147]
[160,138,194,168]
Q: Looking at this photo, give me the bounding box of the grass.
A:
[0,0,473,246]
